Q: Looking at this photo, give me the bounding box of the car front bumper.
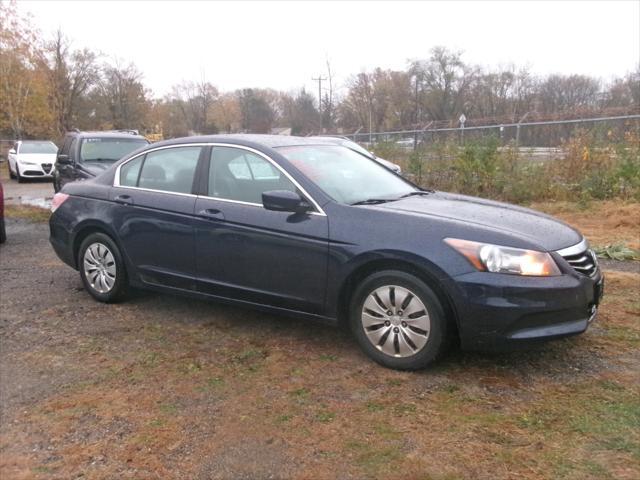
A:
[445,268,604,351]
[18,162,55,178]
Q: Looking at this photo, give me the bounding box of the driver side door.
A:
[194,145,329,315]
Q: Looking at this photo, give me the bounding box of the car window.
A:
[208,146,296,204]
[60,136,73,155]
[68,138,78,161]
[120,155,144,187]
[137,147,201,194]
[277,145,414,205]
[80,138,149,162]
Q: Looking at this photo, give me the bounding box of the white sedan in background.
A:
[7,140,58,183]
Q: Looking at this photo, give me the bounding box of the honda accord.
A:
[49,135,604,370]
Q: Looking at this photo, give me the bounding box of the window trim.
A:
[113,143,326,216]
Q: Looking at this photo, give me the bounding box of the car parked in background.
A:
[7,140,58,183]
[311,136,402,174]
[53,130,149,192]
[49,134,603,370]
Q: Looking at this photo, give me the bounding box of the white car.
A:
[7,140,58,183]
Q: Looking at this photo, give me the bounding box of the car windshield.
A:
[80,138,148,162]
[277,145,416,205]
[19,141,57,154]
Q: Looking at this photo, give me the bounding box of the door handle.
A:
[114,194,133,206]
[198,208,225,220]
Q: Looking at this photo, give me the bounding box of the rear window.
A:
[80,138,148,162]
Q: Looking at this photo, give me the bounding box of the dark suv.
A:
[53,130,149,192]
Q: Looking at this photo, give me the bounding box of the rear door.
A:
[193,145,329,314]
[110,145,204,289]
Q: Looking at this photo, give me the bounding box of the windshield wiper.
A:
[351,198,395,206]
[399,189,435,199]
[84,158,118,162]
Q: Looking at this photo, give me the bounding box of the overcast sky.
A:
[20,0,640,97]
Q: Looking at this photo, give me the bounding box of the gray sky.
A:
[21,0,640,97]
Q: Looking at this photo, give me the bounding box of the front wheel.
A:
[8,161,16,179]
[16,165,25,183]
[78,232,128,302]
[349,270,451,370]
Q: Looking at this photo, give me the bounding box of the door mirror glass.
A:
[262,190,309,213]
[57,154,71,164]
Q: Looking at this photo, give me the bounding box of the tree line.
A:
[1,1,638,141]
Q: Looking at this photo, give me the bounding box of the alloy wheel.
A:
[361,285,430,357]
[83,242,116,293]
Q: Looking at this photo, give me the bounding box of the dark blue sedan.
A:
[49,135,604,370]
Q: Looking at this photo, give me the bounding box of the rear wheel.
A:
[78,232,128,302]
[349,270,451,370]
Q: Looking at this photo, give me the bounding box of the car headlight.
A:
[444,238,561,276]
[19,159,36,165]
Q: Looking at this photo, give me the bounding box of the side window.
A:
[68,138,78,161]
[60,136,73,155]
[120,155,144,187]
[208,146,296,204]
[137,146,201,194]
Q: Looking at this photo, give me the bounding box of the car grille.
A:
[42,163,52,173]
[562,249,598,277]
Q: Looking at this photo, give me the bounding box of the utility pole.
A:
[312,75,327,133]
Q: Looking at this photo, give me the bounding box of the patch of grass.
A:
[4,204,50,222]
[319,353,337,361]
[315,411,336,423]
[392,403,417,416]
[275,414,293,424]
[159,403,178,415]
[206,376,224,388]
[593,243,640,261]
[290,387,310,399]
[366,401,385,412]
[149,418,166,428]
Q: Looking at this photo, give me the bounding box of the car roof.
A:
[149,134,335,150]
[65,130,148,140]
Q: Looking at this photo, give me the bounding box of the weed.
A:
[315,411,335,423]
[593,243,640,261]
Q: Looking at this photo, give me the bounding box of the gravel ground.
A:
[1,219,639,479]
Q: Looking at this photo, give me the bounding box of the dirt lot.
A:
[0,200,639,479]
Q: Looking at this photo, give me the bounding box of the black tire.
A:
[16,166,24,183]
[8,161,16,180]
[349,270,451,370]
[0,217,6,244]
[78,232,129,303]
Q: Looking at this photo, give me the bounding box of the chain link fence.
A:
[343,114,640,160]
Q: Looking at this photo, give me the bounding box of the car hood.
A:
[18,153,56,162]
[374,192,582,251]
[79,161,115,177]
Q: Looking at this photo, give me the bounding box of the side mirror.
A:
[262,190,310,213]
[8,149,16,155]
[57,154,71,165]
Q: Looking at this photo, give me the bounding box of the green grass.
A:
[593,243,640,261]
[4,204,50,222]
